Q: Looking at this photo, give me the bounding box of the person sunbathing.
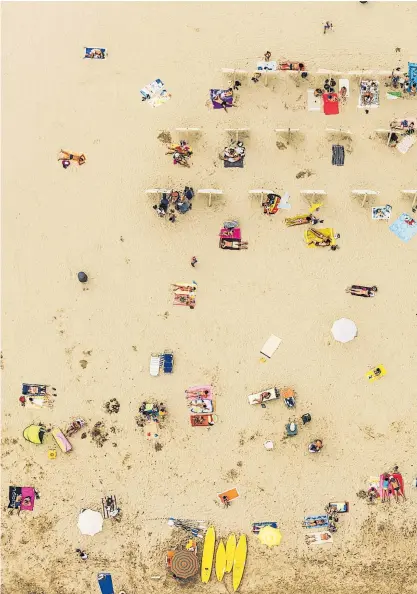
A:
[172,152,190,167]
[166,141,192,156]
[308,439,323,453]
[252,391,271,404]
[345,285,377,297]
[339,86,347,100]
[58,150,86,165]
[220,145,244,163]
[279,61,305,71]
[87,48,105,59]
[220,239,248,250]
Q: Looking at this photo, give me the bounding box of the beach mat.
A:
[408,62,417,87]
[307,89,321,111]
[224,158,244,168]
[323,93,339,115]
[97,573,114,594]
[306,531,333,545]
[217,488,239,503]
[332,144,344,166]
[389,213,417,242]
[8,486,35,511]
[302,515,329,528]
[210,89,233,109]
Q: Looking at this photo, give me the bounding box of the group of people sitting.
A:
[166,140,193,167]
[219,140,246,163]
[390,68,416,95]
[153,187,195,219]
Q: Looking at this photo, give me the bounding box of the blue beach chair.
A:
[163,350,174,374]
[97,573,114,594]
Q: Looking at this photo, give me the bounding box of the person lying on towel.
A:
[279,61,305,71]
[263,194,281,215]
[345,285,377,298]
[306,228,339,249]
[286,214,323,226]
[219,239,249,250]
[219,141,245,163]
[166,141,193,156]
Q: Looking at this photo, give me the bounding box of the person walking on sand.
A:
[323,21,333,34]
[191,256,197,268]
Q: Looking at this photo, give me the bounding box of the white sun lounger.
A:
[307,89,321,112]
[248,387,279,405]
[397,134,416,154]
[260,335,282,358]
[150,354,161,377]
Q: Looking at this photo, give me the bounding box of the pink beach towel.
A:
[379,473,404,499]
[219,228,241,240]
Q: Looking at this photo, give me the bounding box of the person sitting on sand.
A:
[172,152,190,167]
[220,239,249,250]
[308,439,323,453]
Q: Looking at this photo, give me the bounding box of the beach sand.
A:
[2,2,417,593]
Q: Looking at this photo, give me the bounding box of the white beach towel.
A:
[260,335,282,358]
[397,134,416,154]
[307,90,321,112]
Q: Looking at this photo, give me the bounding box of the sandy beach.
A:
[2,2,417,593]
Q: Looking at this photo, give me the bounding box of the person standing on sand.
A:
[75,549,88,560]
[191,256,197,267]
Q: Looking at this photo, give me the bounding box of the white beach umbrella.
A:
[331,318,357,343]
[77,509,103,536]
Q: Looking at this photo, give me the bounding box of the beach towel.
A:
[140,78,165,100]
[150,354,161,377]
[186,385,213,399]
[224,158,244,168]
[408,62,417,88]
[302,515,329,528]
[163,351,173,373]
[372,205,392,220]
[386,91,402,100]
[358,80,379,108]
[190,414,216,427]
[306,532,333,545]
[248,387,279,405]
[252,521,278,533]
[22,383,47,395]
[257,61,278,71]
[307,89,321,112]
[8,486,35,511]
[389,213,417,242]
[187,399,213,413]
[366,365,387,381]
[149,90,171,108]
[97,573,114,594]
[328,501,349,513]
[332,144,344,166]
[84,47,107,59]
[396,134,416,154]
[217,488,239,503]
[379,473,405,499]
[210,89,233,109]
[304,227,336,248]
[51,428,72,453]
[260,335,282,358]
[219,228,241,240]
[323,93,339,115]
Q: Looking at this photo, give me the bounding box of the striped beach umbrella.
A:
[171,550,199,579]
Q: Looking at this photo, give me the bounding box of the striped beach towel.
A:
[332,144,345,166]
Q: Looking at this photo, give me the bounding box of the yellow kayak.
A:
[233,535,247,592]
[201,526,215,583]
[225,534,236,573]
[215,540,226,581]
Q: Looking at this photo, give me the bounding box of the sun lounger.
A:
[397,134,416,154]
[323,93,339,115]
[307,89,321,111]
[51,428,72,453]
[150,354,161,377]
[248,387,279,405]
[302,515,329,528]
[260,335,282,358]
[163,350,174,373]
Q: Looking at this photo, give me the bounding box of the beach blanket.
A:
[323,93,339,115]
[219,227,241,240]
[389,213,417,242]
[328,501,349,513]
[257,61,278,71]
[224,158,244,168]
[149,90,171,108]
[307,89,321,112]
[97,573,114,594]
[304,227,336,248]
[210,89,233,109]
[372,205,392,220]
[217,488,239,503]
[305,532,333,545]
[397,134,416,154]
[332,144,344,165]
[186,385,212,399]
[252,521,278,533]
[141,78,164,99]
[8,486,35,511]
[302,515,329,528]
[84,47,107,59]
[190,414,216,427]
[408,62,417,89]
[248,387,279,405]
[22,383,47,395]
[386,91,402,100]
[379,473,405,499]
[358,80,379,108]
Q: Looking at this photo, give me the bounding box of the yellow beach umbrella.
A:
[258,526,282,548]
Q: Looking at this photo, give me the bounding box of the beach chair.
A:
[163,350,174,373]
[150,354,161,377]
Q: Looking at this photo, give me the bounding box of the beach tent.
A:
[23,425,47,444]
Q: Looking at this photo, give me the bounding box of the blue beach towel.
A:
[163,351,174,373]
[408,62,417,89]
[97,573,114,594]
[252,521,278,533]
[389,213,417,243]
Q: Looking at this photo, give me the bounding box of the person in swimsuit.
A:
[58,150,86,165]
[389,476,406,502]
[381,473,390,502]
[220,239,249,250]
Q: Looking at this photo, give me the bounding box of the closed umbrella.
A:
[77,509,103,536]
[171,550,199,579]
[331,318,357,343]
[258,526,282,547]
